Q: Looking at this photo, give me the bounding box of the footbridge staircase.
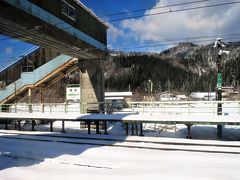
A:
[0,54,78,104]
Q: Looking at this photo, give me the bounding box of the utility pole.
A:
[213,38,229,138]
[148,79,153,101]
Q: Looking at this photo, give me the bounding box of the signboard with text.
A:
[66,85,80,100]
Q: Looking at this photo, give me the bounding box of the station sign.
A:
[66,84,80,100]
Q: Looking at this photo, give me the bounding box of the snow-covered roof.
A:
[105,92,133,97]
[190,92,216,98]
[105,97,124,100]
[176,95,187,99]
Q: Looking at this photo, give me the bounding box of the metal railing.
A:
[0,103,81,113]
[0,101,240,115]
[128,101,240,115]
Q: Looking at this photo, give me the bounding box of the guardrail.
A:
[1,101,240,115]
[128,101,240,115]
[0,103,81,113]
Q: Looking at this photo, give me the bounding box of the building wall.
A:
[29,0,107,45]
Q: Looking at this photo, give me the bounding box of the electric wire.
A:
[1,1,239,41]
[100,0,211,17]
[1,32,240,62]
[0,1,240,59]
[109,1,240,22]
[114,36,240,51]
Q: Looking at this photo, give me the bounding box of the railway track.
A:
[0,131,240,154]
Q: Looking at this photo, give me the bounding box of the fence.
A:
[0,101,240,115]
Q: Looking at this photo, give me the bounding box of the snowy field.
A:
[0,121,240,179]
[1,119,240,140]
[1,102,240,179]
[0,131,240,180]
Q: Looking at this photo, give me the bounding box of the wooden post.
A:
[104,121,108,134]
[31,120,35,131]
[139,123,144,136]
[61,120,66,133]
[50,121,53,132]
[87,122,91,134]
[131,123,134,135]
[125,122,129,135]
[17,120,21,131]
[95,121,100,134]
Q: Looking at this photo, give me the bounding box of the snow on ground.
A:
[1,103,240,179]
[0,134,240,180]
[0,120,240,179]
[1,120,240,140]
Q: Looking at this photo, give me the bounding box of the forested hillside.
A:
[104,42,240,95]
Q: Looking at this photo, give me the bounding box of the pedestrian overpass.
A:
[0,0,108,105]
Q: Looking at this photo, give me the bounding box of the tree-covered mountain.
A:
[104,42,240,96]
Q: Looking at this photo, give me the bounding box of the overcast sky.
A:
[1,0,240,70]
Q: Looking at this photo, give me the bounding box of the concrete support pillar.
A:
[28,88,33,113]
[79,59,104,113]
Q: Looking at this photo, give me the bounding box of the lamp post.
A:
[148,79,153,101]
[213,38,230,138]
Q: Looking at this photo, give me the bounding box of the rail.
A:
[128,101,240,115]
[0,101,240,115]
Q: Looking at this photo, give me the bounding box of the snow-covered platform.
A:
[0,112,240,125]
[0,112,240,138]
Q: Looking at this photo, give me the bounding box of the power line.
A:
[0,1,239,43]
[100,0,211,17]
[0,1,233,42]
[112,36,240,51]
[1,32,240,54]
[0,32,239,53]
[126,32,240,46]
[109,1,240,22]
[1,32,240,60]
